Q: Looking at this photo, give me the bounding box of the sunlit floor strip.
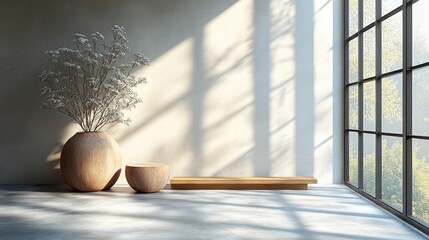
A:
[0,185,427,240]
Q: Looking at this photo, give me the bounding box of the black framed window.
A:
[345,0,429,235]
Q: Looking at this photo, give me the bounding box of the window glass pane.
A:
[412,67,429,136]
[382,136,403,211]
[382,0,402,16]
[349,132,359,187]
[363,81,375,131]
[412,139,429,224]
[363,134,376,196]
[349,0,358,36]
[364,0,376,27]
[382,13,402,73]
[412,0,429,66]
[363,27,376,79]
[349,38,359,83]
[382,74,402,134]
[349,85,359,129]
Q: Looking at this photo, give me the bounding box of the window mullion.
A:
[344,0,350,184]
[375,0,382,200]
[358,0,364,189]
[403,0,413,217]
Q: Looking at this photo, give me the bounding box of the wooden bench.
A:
[170,177,317,190]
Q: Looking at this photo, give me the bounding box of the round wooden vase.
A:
[60,132,122,192]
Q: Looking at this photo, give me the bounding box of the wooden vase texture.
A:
[60,132,122,192]
[126,164,170,193]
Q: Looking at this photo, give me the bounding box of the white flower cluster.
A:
[40,25,150,132]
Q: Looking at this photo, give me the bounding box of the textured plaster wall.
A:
[0,0,343,184]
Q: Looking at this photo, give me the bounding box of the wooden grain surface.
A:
[60,132,122,192]
[170,177,317,190]
[125,163,170,193]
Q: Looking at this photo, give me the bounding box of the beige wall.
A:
[0,0,343,184]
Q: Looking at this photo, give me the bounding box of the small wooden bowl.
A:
[125,163,170,193]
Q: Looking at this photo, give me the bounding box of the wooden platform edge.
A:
[170,177,317,190]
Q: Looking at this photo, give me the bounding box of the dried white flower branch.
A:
[40,25,150,132]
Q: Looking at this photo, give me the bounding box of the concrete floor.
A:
[0,185,427,240]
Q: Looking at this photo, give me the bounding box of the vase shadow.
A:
[103,169,122,191]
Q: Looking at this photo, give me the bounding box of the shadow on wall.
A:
[252,0,271,176]
[0,0,342,184]
[332,0,343,183]
[0,0,76,184]
[0,0,239,184]
[294,0,314,177]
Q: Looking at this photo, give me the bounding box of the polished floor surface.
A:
[0,185,427,240]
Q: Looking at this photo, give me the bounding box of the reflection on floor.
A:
[0,185,426,240]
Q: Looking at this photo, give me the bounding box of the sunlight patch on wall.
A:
[113,38,194,181]
[201,0,255,176]
[269,0,296,176]
[313,0,334,183]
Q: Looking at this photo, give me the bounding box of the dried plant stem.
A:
[40,25,149,132]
